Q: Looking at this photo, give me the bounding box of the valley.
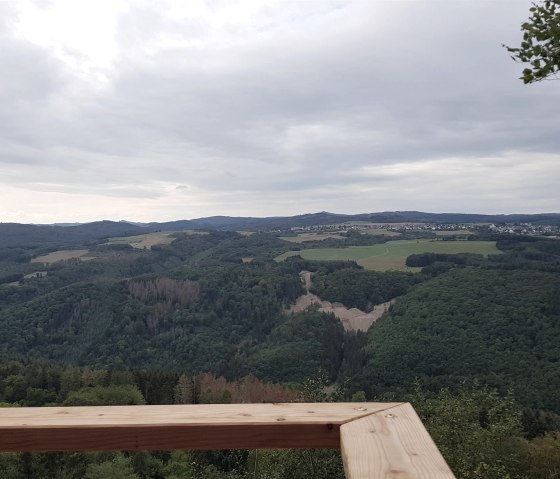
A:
[288,271,395,332]
[0,211,559,478]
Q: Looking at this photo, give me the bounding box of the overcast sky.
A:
[1,0,559,223]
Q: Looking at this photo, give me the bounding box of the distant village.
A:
[487,222,560,237]
[290,221,560,238]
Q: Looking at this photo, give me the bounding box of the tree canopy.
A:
[506,0,560,83]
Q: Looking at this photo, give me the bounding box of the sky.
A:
[1,0,559,223]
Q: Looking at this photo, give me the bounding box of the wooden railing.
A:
[0,402,456,478]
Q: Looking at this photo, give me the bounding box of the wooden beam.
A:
[0,402,400,452]
[0,402,456,478]
[340,403,455,479]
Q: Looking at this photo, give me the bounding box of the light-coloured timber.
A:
[341,403,455,478]
[0,402,456,478]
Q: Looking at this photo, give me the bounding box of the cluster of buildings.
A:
[488,223,560,237]
[290,221,560,238]
[290,222,474,233]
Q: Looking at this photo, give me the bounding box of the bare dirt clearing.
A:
[288,271,395,332]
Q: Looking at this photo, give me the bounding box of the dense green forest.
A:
[354,268,560,412]
[1,223,560,478]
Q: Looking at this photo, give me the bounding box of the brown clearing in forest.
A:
[288,271,395,332]
[130,235,174,249]
[31,250,94,264]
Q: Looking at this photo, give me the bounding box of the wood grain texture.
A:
[0,402,400,452]
[1,401,456,478]
[340,403,456,479]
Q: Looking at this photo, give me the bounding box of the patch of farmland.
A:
[275,239,501,271]
[434,230,474,236]
[31,250,93,265]
[107,230,208,249]
[361,229,401,237]
[106,232,174,249]
[280,232,345,243]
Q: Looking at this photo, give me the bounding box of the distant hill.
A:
[2,211,559,248]
[0,221,153,248]
[151,211,560,232]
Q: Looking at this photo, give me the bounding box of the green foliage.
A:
[522,408,560,438]
[297,370,344,403]
[520,432,560,478]
[63,385,145,406]
[505,0,560,83]
[357,267,560,413]
[1,223,559,478]
[489,238,560,272]
[0,261,304,373]
[310,267,420,311]
[277,239,501,271]
[406,252,483,268]
[84,454,140,479]
[162,451,195,478]
[249,449,344,479]
[406,385,525,479]
[0,453,23,479]
[245,311,345,383]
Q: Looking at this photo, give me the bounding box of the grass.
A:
[280,233,345,243]
[106,232,175,249]
[434,230,474,236]
[361,229,401,237]
[106,230,207,249]
[280,229,399,244]
[31,250,92,264]
[275,239,502,271]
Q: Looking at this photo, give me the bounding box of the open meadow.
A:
[106,230,207,249]
[31,249,93,265]
[106,231,176,249]
[275,239,501,271]
[279,232,345,243]
[280,229,399,243]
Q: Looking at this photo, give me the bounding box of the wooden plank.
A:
[0,402,400,452]
[340,403,456,479]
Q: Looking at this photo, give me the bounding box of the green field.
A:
[106,230,206,249]
[107,232,174,249]
[31,249,93,264]
[279,232,345,243]
[280,229,400,244]
[275,239,501,271]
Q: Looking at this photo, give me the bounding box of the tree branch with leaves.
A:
[505,0,560,83]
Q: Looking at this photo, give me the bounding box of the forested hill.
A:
[2,210,559,249]
[0,221,150,248]
[354,267,560,413]
[1,224,560,477]
[157,211,560,230]
[0,233,347,382]
[0,229,558,410]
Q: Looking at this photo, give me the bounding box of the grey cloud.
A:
[0,0,558,220]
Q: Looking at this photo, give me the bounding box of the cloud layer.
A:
[1,0,559,222]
